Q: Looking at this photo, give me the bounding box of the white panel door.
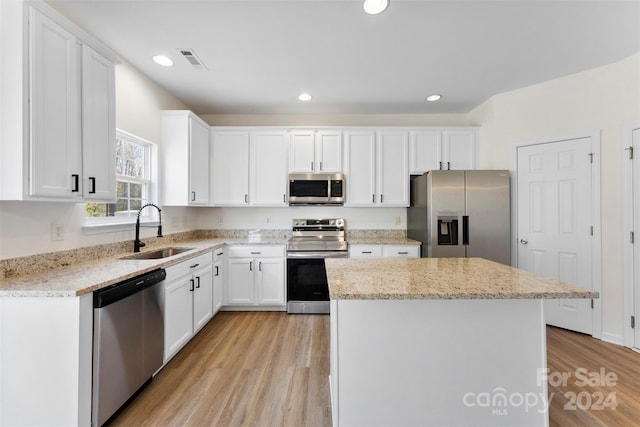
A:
[164,276,194,361]
[378,131,409,206]
[250,130,288,205]
[210,131,249,205]
[633,128,640,348]
[81,44,115,201]
[256,258,285,304]
[29,8,81,198]
[345,131,376,206]
[227,258,254,304]
[193,265,213,332]
[517,138,593,334]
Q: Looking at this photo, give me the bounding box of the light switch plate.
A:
[51,223,64,241]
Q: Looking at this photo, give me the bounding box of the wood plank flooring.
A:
[110,313,640,427]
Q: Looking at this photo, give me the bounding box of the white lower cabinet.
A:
[163,251,213,363]
[349,244,420,259]
[226,245,286,308]
[213,247,225,313]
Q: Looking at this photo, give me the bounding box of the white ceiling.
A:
[49,0,640,115]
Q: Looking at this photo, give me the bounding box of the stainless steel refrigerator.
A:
[407,170,511,265]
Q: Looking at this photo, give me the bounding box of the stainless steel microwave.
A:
[288,173,345,205]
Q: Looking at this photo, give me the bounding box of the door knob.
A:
[520,238,528,245]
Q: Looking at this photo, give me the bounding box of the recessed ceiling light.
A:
[152,55,174,67]
[426,94,442,102]
[363,0,389,15]
[298,93,312,102]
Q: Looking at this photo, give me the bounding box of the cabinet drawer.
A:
[212,245,226,262]
[382,245,420,258]
[349,245,383,258]
[227,245,285,258]
[165,251,213,281]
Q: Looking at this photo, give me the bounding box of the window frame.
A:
[83,129,159,234]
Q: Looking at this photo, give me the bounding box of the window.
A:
[85,130,157,228]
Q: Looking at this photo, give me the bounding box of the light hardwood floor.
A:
[110,312,639,427]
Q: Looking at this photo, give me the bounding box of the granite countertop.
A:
[326,257,598,300]
[347,237,421,245]
[0,237,288,297]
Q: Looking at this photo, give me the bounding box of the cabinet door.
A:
[189,117,210,205]
[193,265,213,332]
[289,130,315,173]
[443,130,476,170]
[378,131,409,206]
[213,259,224,313]
[81,44,115,201]
[349,245,383,259]
[250,131,288,206]
[344,131,376,206]
[317,131,342,172]
[227,258,254,304]
[29,8,81,198]
[256,258,285,305]
[410,131,442,174]
[164,276,194,362]
[211,131,249,205]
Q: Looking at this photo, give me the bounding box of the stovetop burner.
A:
[287,218,347,253]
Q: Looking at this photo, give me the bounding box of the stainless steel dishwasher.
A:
[92,268,166,426]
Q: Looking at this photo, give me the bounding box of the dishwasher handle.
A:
[93,269,166,308]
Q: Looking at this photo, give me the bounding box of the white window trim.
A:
[83,129,159,235]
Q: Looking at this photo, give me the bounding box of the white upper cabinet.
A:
[0,3,118,201]
[409,128,477,173]
[344,131,377,206]
[377,131,409,206]
[250,130,288,206]
[81,44,116,201]
[345,130,409,207]
[289,130,342,173]
[210,130,250,205]
[161,111,209,206]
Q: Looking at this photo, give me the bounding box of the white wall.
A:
[0,62,194,259]
[467,52,640,342]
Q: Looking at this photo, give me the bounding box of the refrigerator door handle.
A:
[462,215,469,245]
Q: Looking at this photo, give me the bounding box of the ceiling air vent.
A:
[178,49,207,71]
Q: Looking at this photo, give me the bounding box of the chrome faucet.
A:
[134,203,163,252]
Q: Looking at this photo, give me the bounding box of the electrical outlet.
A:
[218,216,224,225]
[395,216,401,225]
[51,223,64,241]
[266,217,271,224]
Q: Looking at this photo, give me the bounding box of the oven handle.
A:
[287,251,349,259]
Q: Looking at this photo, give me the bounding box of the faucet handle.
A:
[157,225,163,238]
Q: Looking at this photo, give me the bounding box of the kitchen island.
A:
[326,257,597,427]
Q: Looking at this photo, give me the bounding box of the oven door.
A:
[287,257,331,314]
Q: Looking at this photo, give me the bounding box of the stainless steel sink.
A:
[119,247,195,260]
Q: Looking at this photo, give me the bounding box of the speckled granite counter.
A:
[326,257,597,300]
[0,237,288,297]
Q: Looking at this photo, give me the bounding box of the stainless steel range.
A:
[286,218,348,314]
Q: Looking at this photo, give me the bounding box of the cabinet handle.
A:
[372,194,375,203]
[362,251,372,254]
[191,191,196,201]
[250,261,253,271]
[196,276,201,288]
[71,174,79,192]
[439,161,443,170]
[447,161,451,170]
[283,194,286,203]
[89,177,96,194]
[216,251,224,256]
[259,261,262,271]
[215,266,219,276]
[190,263,200,269]
[398,251,409,255]
[250,251,261,255]
[311,161,314,171]
[319,161,323,171]
[380,194,384,204]
[244,194,248,204]
[190,279,195,292]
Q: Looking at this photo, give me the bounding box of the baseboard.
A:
[600,331,624,346]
